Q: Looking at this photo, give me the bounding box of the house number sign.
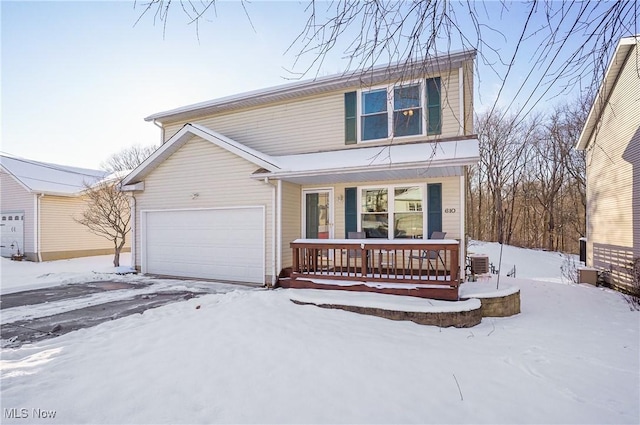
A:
[444,208,456,213]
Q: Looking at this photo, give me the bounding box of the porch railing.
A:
[290,239,460,286]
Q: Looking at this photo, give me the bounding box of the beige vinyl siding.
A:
[1,171,35,259]
[439,68,462,137]
[585,42,639,288]
[39,196,126,259]
[302,176,462,241]
[463,59,475,135]
[163,93,344,156]
[161,68,467,156]
[133,136,274,281]
[280,181,301,269]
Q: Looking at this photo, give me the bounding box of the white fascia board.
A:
[576,36,638,150]
[256,157,478,181]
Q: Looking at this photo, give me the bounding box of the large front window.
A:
[360,186,423,239]
[361,188,388,238]
[394,187,423,238]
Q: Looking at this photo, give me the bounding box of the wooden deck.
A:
[280,239,461,301]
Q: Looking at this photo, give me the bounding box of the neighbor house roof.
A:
[121,123,479,187]
[576,35,639,150]
[144,49,477,124]
[0,154,108,196]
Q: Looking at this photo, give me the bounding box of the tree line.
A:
[467,96,588,254]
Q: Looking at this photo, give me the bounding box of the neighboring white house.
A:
[122,51,479,286]
[0,154,129,261]
[575,35,640,291]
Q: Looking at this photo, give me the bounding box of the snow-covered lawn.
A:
[1,245,638,424]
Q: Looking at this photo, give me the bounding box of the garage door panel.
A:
[143,208,264,283]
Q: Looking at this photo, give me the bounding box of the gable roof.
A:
[144,49,477,124]
[0,154,108,196]
[576,35,639,150]
[121,123,282,186]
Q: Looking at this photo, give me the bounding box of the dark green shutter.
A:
[344,92,357,144]
[426,78,441,135]
[344,187,358,237]
[305,193,319,238]
[427,183,442,238]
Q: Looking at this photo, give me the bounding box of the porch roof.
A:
[254,137,479,184]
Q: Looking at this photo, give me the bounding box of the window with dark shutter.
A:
[344,92,357,144]
[426,77,442,135]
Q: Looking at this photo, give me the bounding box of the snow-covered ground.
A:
[1,244,638,424]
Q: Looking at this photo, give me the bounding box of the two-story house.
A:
[122,50,479,296]
[576,36,640,291]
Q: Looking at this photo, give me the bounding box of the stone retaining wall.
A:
[461,291,521,317]
[291,300,483,328]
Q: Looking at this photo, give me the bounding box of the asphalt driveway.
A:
[0,280,222,348]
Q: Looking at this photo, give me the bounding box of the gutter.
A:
[250,157,480,181]
[261,177,277,288]
[35,193,43,262]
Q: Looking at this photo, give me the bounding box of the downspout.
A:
[129,194,136,271]
[458,66,464,135]
[262,177,277,288]
[35,193,44,262]
[152,119,165,145]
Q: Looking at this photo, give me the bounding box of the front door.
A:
[303,190,333,239]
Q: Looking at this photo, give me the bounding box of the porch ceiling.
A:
[272,165,466,185]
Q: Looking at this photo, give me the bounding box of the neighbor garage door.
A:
[1,212,24,258]
[142,207,264,284]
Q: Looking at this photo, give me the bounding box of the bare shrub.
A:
[623,258,640,311]
[560,254,578,284]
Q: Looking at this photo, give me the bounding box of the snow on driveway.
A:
[1,248,639,424]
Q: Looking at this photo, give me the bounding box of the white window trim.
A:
[357,183,427,239]
[357,80,426,143]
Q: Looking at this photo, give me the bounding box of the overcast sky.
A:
[1,1,628,169]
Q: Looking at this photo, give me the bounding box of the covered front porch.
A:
[279,238,461,300]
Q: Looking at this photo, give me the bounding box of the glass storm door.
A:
[304,190,333,239]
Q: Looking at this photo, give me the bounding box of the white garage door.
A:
[142,207,264,284]
[1,212,24,258]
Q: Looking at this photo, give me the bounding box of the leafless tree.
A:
[134,1,637,131]
[76,179,131,267]
[101,144,157,173]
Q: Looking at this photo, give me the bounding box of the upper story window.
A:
[346,77,441,144]
[361,89,389,141]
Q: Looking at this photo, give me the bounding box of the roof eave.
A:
[250,156,479,181]
[576,36,639,150]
